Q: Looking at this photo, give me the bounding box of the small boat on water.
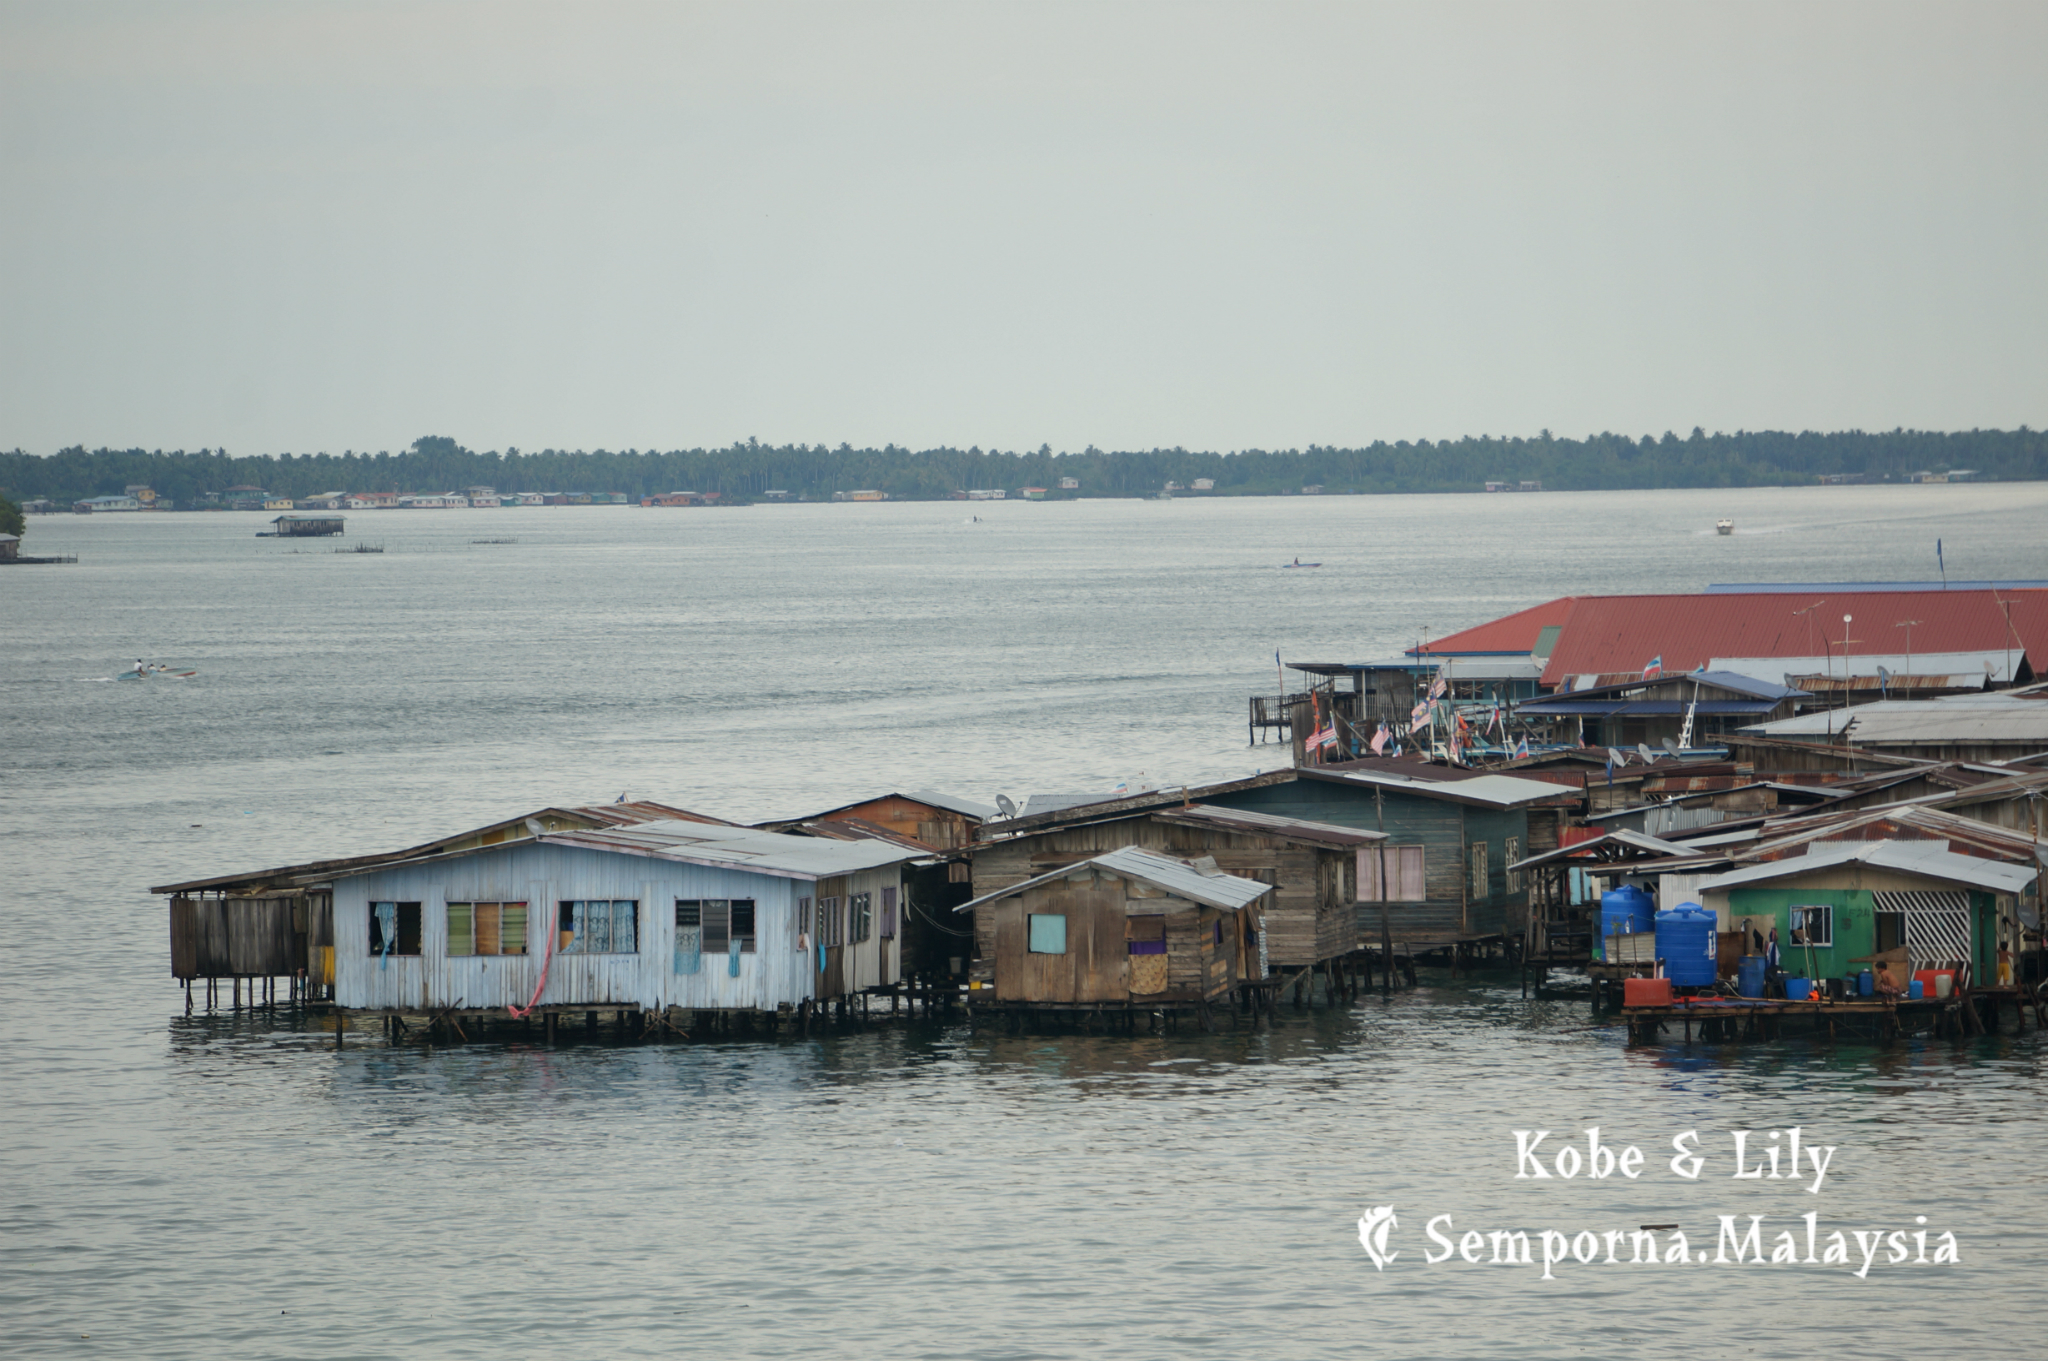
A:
[1283,558,1322,568]
[1716,519,1734,535]
[117,667,198,681]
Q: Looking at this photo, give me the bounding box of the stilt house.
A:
[965,802,1381,984]
[952,847,1271,1007]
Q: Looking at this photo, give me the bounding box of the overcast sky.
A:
[3,1,2043,456]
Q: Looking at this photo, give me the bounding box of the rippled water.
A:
[4,485,2046,1358]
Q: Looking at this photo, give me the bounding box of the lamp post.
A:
[1895,619,1921,701]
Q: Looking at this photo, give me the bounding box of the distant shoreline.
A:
[5,428,2043,507]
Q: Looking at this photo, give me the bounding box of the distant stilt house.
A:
[953,847,1271,1012]
[965,802,1380,985]
[757,790,996,985]
[1693,840,2038,987]
[0,533,17,561]
[981,765,1577,954]
[260,514,345,537]
[151,801,923,1021]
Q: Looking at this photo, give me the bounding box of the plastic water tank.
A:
[1600,884,1656,943]
[1655,902,1718,987]
[1737,955,1766,998]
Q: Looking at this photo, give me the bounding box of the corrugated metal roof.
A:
[762,789,997,826]
[1551,670,1808,701]
[952,846,1276,915]
[1417,597,1578,656]
[1155,804,1388,846]
[538,820,922,880]
[904,789,1000,820]
[1518,699,1783,717]
[1715,652,2015,686]
[1535,590,2048,689]
[1708,581,2048,593]
[1696,840,2039,895]
[1312,769,1577,808]
[1740,695,2048,744]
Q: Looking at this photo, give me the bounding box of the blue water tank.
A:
[1600,884,1656,945]
[1655,902,1719,987]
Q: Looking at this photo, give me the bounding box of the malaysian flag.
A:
[1642,654,1663,680]
[1370,722,1390,756]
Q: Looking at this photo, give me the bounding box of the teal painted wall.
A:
[1727,887,1995,980]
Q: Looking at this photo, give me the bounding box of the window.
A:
[675,900,703,974]
[1027,913,1067,954]
[559,900,638,954]
[691,899,757,954]
[1790,904,1834,948]
[818,896,842,947]
[1127,915,1167,994]
[851,891,873,943]
[880,887,898,940]
[1504,837,1522,893]
[447,902,528,956]
[1469,843,1489,899]
[1356,847,1426,902]
[370,902,421,956]
[798,896,812,940]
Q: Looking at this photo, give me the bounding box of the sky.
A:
[2,1,2044,457]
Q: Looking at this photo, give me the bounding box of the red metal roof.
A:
[1536,589,2048,688]
[1419,597,1577,655]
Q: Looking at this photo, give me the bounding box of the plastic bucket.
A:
[1935,973,1954,1000]
[1909,979,1924,999]
[1786,977,1812,1001]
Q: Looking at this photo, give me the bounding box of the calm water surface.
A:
[3,485,2046,1358]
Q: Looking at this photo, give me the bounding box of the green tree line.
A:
[2,427,2042,505]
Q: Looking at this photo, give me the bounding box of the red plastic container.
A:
[1625,977,1674,1007]
[1913,969,1956,999]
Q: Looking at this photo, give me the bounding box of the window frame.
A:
[1469,842,1489,899]
[446,901,528,957]
[558,899,640,955]
[850,891,873,944]
[1027,913,1067,955]
[370,901,423,957]
[879,887,897,940]
[818,896,843,948]
[1790,903,1834,948]
[1357,846,1427,903]
[1503,837,1522,894]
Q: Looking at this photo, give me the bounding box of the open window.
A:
[880,887,898,940]
[817,896,842,947]
[370,902,421,956]
[1504,837,1522,893]
[1789,904,1834,948]
[850,892,873,943]
[559,900,639,954]
[447,902,528,956]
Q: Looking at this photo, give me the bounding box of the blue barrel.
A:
[1858,970,1874,996]
[1737,955,1766,998]
[1655,902,1718,987]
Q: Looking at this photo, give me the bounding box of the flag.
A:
[1409,700,1431,734]
[1428,665,1449,702]
[1642,654,1663,679]
[1370,722,1389,756]
[1516,736,1530,759]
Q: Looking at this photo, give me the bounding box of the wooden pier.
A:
[1620,986,2041,1045]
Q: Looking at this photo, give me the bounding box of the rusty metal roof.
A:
[1418,596,1579,656]
[1153,804,1387,846]
[1537,590,2048,689]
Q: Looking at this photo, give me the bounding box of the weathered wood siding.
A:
[169,894,298,979]
[332,843,900,1012]
[1206,781,1534,943]
[966,816,1354,974]
[985,874,1238,1004]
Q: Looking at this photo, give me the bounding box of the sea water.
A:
[2,483,2045,1358]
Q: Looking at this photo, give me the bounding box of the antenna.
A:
[1607,746,1629,769]
[1637,742,1658,765]
[1661,736,1682,756]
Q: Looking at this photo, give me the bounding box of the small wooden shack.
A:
[758,789,996,850]
[965,802,1380,983]
[953,846,1271,1013]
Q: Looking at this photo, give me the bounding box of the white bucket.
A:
[1935,974,1954,1000]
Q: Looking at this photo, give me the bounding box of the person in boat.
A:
[135,659,147,676]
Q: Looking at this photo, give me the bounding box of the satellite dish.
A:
[994,794,1018,818]
[1876,665,1891,683]
[525,818,545,837]
[1606,746,1629,768]
[1638,742,1658,765]
[1661,737,1682,756]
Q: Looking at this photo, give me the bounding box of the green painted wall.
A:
[1727,887,1996,981]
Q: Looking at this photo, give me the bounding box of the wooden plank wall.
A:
[966,815,1356,973]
